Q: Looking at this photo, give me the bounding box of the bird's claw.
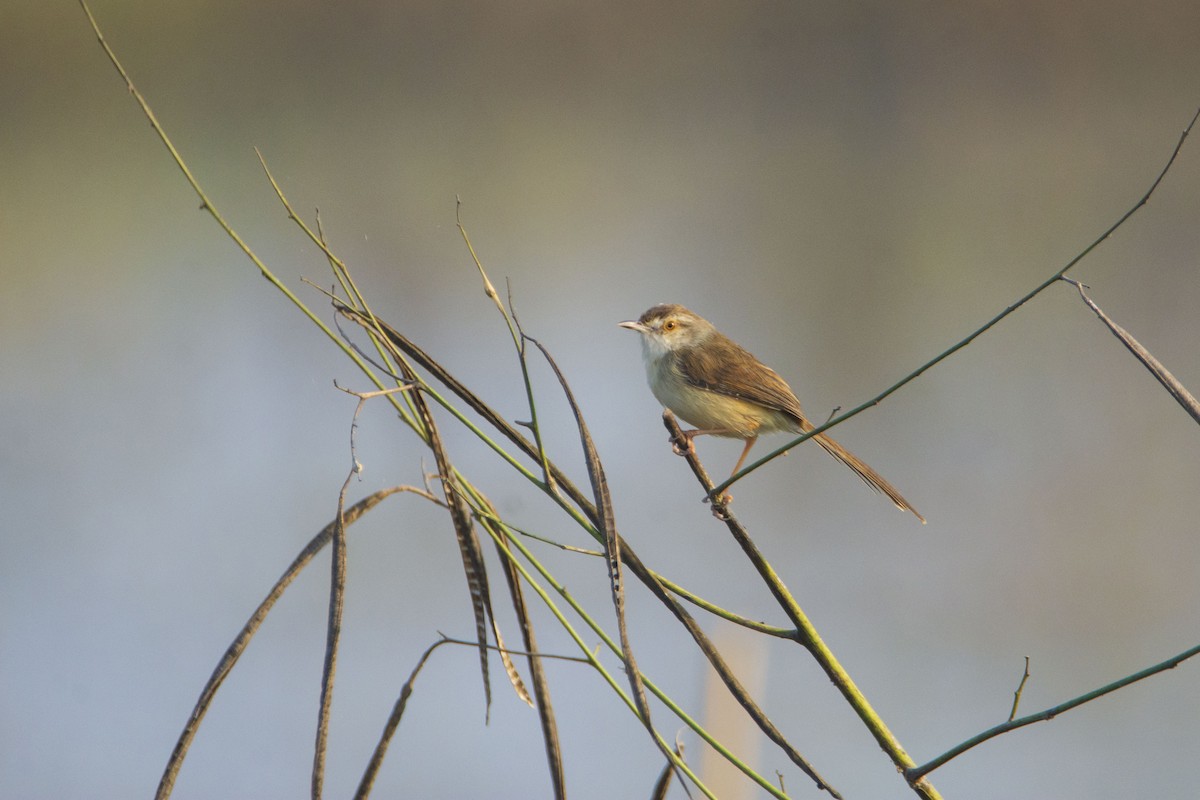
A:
[669,432,696,457]
[703,490,733,519]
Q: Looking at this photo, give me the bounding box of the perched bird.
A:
[620,303,923,522]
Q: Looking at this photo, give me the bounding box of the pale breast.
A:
[647,354,797,437]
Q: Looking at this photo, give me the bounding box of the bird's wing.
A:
[675,333,807,425]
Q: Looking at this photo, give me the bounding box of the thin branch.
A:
[354,637,452,800]
[714,106,1200,500]
[332,381,419,476]
[507,283,560,496]
[908,642,1200,780]
[433,634,594,664]
[654,575,797,639]
[1009,657,1032,722]
[513,527,604,555]
[457,197,508,318]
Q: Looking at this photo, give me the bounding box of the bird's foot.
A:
[703,490,733,519]
[670,429,698,457]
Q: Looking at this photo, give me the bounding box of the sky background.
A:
[3,2,1200,799]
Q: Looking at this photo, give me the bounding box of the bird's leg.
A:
[729,436,758,479]
[670,427,734,457]
[698,436,759,507]
[668,429,751,509]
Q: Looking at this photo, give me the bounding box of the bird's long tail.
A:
[811,429,925,524]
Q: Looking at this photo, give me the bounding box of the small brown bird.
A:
[620,303,923,522]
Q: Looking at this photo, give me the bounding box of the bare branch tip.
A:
[1185,106,1200,133]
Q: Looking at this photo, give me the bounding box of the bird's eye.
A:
[663,320,677,331]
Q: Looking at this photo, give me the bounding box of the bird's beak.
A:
[618,320,649,333]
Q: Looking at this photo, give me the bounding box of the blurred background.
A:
[3,2,1199,798]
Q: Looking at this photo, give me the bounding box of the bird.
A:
[620,303,923,522]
